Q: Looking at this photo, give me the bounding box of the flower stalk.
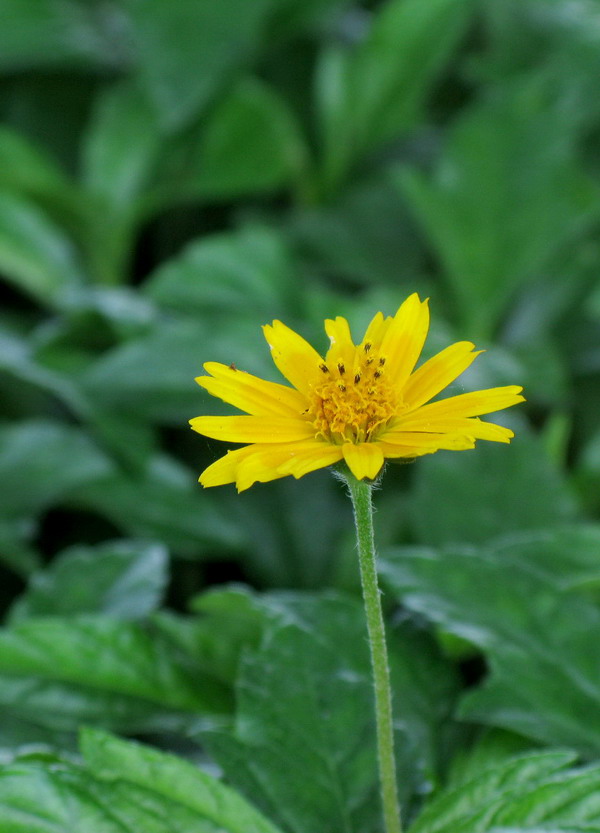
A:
[345,470,402,833]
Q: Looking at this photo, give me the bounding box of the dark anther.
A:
[337,362,346,374]
[379,357,386,366]
[366,357,373,365]
[320,363,329,373]
[374,370,381,379]
[354,373,361,384]
[364,342,372,353]
[338,384,346,392]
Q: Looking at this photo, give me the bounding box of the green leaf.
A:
[9,540,169,622]
[0,327,89,417]
[408,423,578,547]
[401,86,598,337]
[80,728,284,833]
[316,0,473,192]
[0,0,123,72]
[291,171,426,286]
[171,586,266,687]
[0,761,225,833]
[205,593,460,833]
[73,453,246,557]
[128,0,274,128]
[380,544,600,756]
[0,614,228,734]
[408,749,600,833]
[484,525,600,593]
[0,126,75,207]
[82,81,162,211]
[0,191,86,305]
[80,81,164,283]
[0,420,113,519]
[155,77,307,204]
[81,314,272,424]
[144,225,295,315]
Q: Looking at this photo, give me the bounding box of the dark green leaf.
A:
[144,225,295,315]
[80,81,164,283]
[80,728,284,833]
[205,593,460,833]
[317,0,473,191]
[0,192,85,305]
[0,420,113,519]
[409,749,600,833]
[155,78,307,204]
[408,423,578,547]
[72,453,246,556]
[10,540,169,622]
[0,614,228,734]
[128,0,274,128]
[401,87,598,337]
[381,544,600,756]
[0,0,125,72]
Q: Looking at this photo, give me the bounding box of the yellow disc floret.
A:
[308,344,401,444]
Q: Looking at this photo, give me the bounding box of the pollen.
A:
[309,350,400,443]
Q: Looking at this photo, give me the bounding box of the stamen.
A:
[337,362,345,375]
[366,357,373,365]
[320,363,329,373]
[338,384,346,392]
[364,342,372,353]
[379,357,386,366]
[374,370,381,379]
[354,373,361,384]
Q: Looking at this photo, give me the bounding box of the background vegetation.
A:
[1,0,600,830]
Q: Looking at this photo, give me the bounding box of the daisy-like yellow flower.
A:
[190,293,524,491]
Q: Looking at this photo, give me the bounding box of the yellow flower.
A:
[190,293,524,491]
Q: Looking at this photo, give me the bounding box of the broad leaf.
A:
[128,0,274,128]
[144,225,295,316]
[0,420,113,519]
[10,540,169,622]
[381,543,600,756]
[205,593,460,833]
[409,749,600,833]
[317,0,473,191]
[155,77,306,203]
[0,0,121,72]
[81,728,283,833]
[0,615,229,734]
[0,191,85,305]
[401,86,598,337]
[408,424,578,547]
[73,454,245,556]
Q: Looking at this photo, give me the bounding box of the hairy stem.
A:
[345,472,402,833]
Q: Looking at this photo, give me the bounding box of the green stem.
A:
[345,472,402,833]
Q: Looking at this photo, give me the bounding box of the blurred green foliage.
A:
[1,0,600,830]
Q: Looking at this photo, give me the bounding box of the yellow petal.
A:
[379,293,430,387]
[263,320,324,397]
[233,440,341,491]
[379,429,479,448]
[402,341,481,409]
[199,445,256,488]
[197,363,306,417]
[408,386,525,420]
[275,440,343,479]
[361,310,393,351]
[392,415,514,443]
[189,415,314,443]
[324,316,355,369]
[342,442,385,480]
[377,435,476,459]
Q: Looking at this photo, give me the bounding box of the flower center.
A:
[308,345,400,443]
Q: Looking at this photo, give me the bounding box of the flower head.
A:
[190,293,524,491]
